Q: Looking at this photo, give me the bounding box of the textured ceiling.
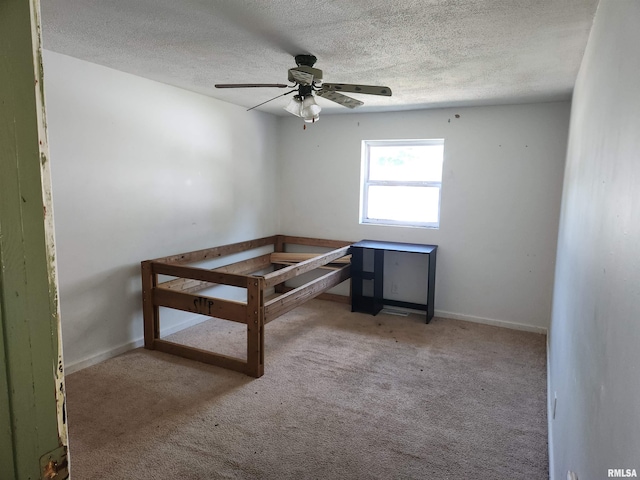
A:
[40,0,599,116]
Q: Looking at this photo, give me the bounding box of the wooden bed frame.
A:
[141,235,352,378]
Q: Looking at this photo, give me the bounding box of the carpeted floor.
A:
[65,300,548,479]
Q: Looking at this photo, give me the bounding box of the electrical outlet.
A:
[567,471,578,480]
[391,282,399,294]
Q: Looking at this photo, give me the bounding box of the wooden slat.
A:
[270,252,351,264]
[264,264,351,322]
[153,339,248,374]
[278,286,351,305]
[316,292,351,304]
[153,288,247,324]
[158,277,211,292]
[158,253,273,293]
[262,246,351,289]
[151,235,277,265]
[212,253,273,274]
[152,262,250,288]
[281,235,353,249]
[272,261,342,271]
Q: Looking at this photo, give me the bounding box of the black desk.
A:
[350,240,438,323]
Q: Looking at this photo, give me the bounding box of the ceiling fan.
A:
[215,54,392,123]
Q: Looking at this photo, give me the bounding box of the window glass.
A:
[368,144,444,182]
[367,186,440,224]
[361,139,444,228]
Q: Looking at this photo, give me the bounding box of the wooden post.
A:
[141,261,159,349]
[273,234,286,294]
[246,277,264,378]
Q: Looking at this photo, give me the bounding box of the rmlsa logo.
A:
[608,469,638,478]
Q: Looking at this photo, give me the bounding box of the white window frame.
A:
[360,139,444,229]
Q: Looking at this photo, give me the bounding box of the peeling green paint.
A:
[29,0,69,451]
[1,0,69,478]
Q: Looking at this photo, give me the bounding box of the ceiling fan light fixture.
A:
[304,114,320,124]
[284,96,303,117]
[300,95,321,120]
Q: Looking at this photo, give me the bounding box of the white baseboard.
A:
[64,314,208,375]
[434,309,548,335]
[64,338,145,375]
[65,309,547,375]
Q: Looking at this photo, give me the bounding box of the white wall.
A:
[278,103,569,331]
[44,51,280,372]
[45,51,571,373]
[548,1,640,479]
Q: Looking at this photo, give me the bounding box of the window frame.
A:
[360,139,444,229]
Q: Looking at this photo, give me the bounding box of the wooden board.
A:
[264,264,351,322]
[277,286,351,305]
[270,252,351,264]
[154,340,248,374]
[263,246,351,289]
[152,262,250,288]
[152,235,276,265]
[153,288,247,324]
[280,235,353,249]
[158,253,272,293]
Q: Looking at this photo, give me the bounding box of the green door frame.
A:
[1,0,69,479]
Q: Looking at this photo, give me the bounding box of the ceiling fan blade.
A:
[215,83,289,88]
[316,90,364,109]
[246,89,297,111]
[288,69,315,86]
[321,83,392,96]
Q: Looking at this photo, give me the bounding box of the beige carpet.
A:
[65,300,548,479]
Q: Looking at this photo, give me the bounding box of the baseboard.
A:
[65,338,145,375]
[64,314,208,375]
[434,309,548,335]
[65,309,547,375]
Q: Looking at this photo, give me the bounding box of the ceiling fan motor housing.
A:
[295,54,317,67]
[297,84,314,98]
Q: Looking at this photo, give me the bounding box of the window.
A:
[360,139,445,228]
